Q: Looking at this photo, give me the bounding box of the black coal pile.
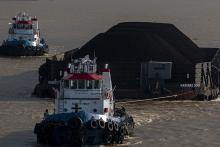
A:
[33,22,219,98]
[72,22,219,97]
[74,22,205,64]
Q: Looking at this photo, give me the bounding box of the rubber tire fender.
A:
[113,122,119,132]
[98,119,105,129]
[107,121,113,132]
[70,136,83,147]
[90,119,98,129]
[67,117,83,130]
[104,132,113,145]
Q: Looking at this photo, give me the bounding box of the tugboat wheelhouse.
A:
[0,12,49,56]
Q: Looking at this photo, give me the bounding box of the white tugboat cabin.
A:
[8,12,40,45]
[0,12,48,56]
[34,55,134,146]
[55,55,114,118]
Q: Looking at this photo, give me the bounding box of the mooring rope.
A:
[116,91,194,104]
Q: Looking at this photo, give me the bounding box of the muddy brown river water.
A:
[0,57,220,147]
[1,0,220,146]
[0,56,220,147]
[1,83,220,147]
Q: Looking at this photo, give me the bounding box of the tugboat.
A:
[34,55,135,146]
[0,12,49,56]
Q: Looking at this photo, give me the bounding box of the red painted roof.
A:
[63,73,102,80]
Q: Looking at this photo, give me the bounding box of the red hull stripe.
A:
[64,73,102,80]
[16,21,33,24]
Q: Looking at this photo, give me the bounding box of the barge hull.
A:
[0,45,49,56]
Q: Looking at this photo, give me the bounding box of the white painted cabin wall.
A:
[102,71,113,92]
[63,89,102,99]
[58,99,103,114]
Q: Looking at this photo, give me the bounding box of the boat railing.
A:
[8,28,14,34]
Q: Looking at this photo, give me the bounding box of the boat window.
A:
[78,80,85,89]
[28,25,32,29]
[94,80,100,89]
[17,24,24,29]
[70,80,77,89]
[89,65,93,71]
[24,24,30,29]
[86,80,93,89]
[64,80,69,88]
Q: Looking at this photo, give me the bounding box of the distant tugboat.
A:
[34,55,135,146]
[0,12,49,56]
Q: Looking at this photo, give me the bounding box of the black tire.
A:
[119,125,126,135]
[104,132,113,145]
[25,47,31,56]
[113,122,119,132]
[68,117,83,130]
[90,119,98,129]
[116,134,124,144]
[70,136,83,147]
[98,119,105,129]
[107,121,113,132]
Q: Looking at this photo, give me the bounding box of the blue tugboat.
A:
[0,12,49,56]
[34,55,135,147]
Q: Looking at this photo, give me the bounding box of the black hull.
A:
[0,45,49,56]
[34,109,134,146]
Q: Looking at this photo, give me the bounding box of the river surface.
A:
[1,56,220,147]
[1,0,220,147]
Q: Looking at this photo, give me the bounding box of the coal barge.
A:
[33,22,220,100]
[0,12,49,56]
[34,55,135,146]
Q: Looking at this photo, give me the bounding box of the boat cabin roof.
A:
[15,21,33,24]
[12,12,37,24]
[63,73,102,80]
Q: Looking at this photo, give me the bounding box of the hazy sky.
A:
[0,0,220,50]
